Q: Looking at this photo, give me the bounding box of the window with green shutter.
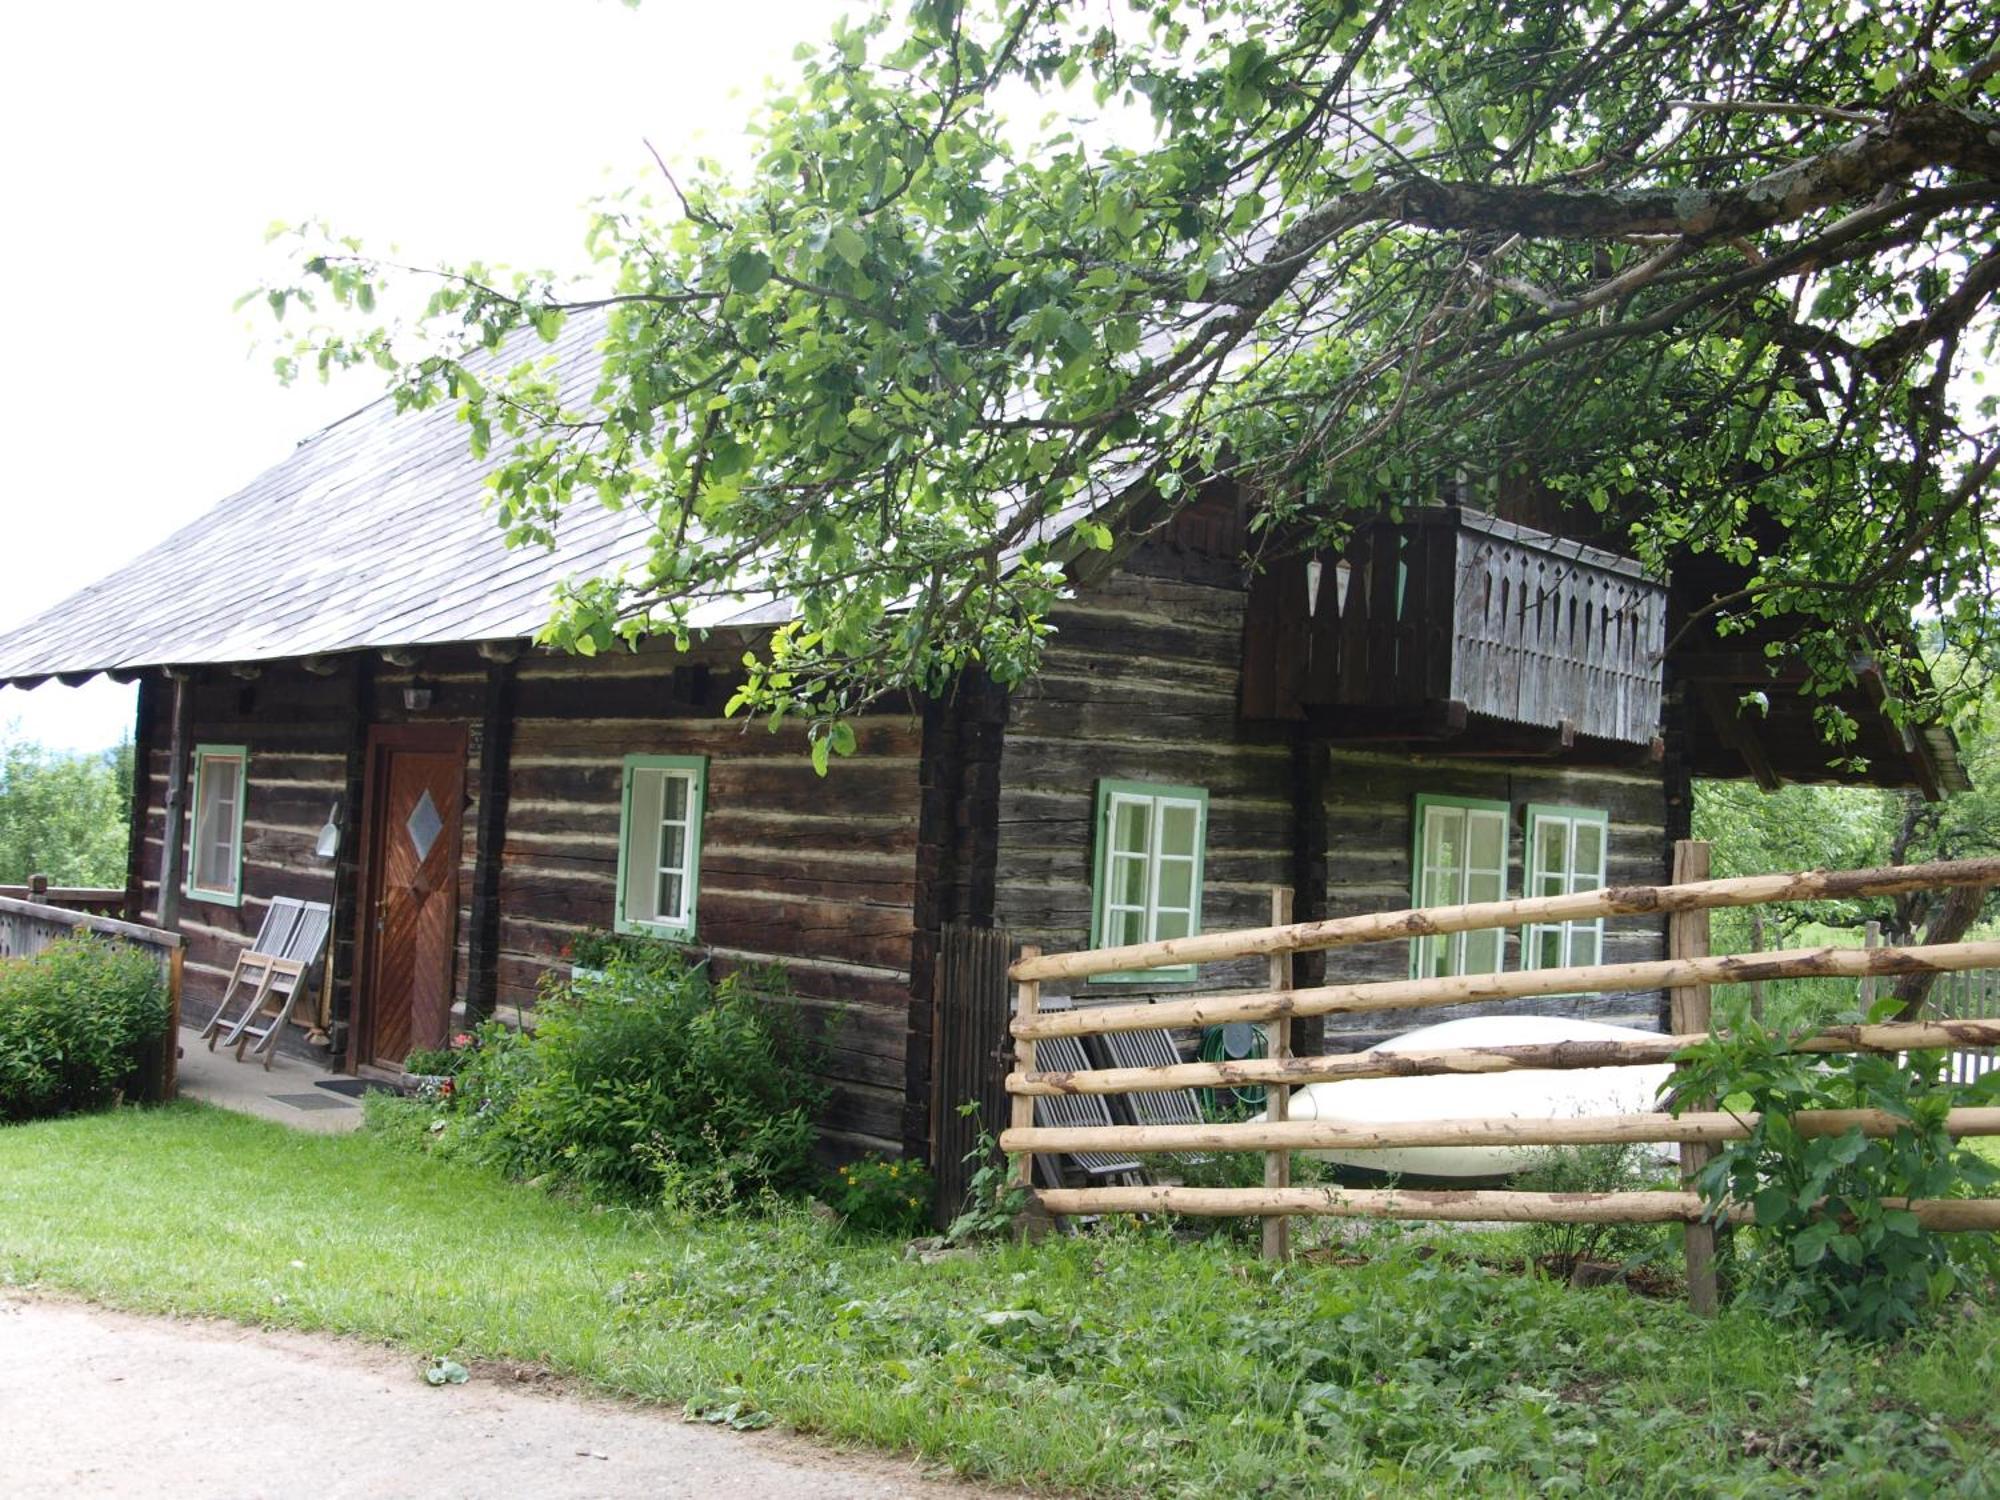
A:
[1521,804,1609,971]
[1090,779,1208,983]
[1410,794,1510,978]
[185,744,248,906]
[615,754,707,940]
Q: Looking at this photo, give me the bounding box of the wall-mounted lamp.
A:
[402,682,434,712]
[314,797,343,860]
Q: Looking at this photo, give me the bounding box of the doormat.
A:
[271,1093,351,1112]
[314,1078,402,1100]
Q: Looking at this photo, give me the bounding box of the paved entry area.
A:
[172,1025,369,1134]
[0,1297,989,1499]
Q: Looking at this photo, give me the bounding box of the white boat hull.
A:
[1254,1015,1675,1179]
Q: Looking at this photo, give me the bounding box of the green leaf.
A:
[728,249,773,294]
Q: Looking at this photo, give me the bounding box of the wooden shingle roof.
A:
[0,318,791,686]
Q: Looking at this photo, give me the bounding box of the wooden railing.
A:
[0,876,125,916]
[0,895,185,1101]
[1003,854,2000,1309]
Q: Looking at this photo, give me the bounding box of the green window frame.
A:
[1089,778,1209,984]
[615,754,708,940]
[185,743,248,906]
[1521,804,1610,972]
[1409,793,1510,979]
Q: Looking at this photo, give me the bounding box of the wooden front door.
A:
[356,725,465,1069]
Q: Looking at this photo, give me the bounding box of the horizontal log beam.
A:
[1012,941,2000,1038]
[1035,1185,2000,1230]
[1006,1020,2000,1096]
[1003,1106,2000,1156]
[1009,856,2000,982]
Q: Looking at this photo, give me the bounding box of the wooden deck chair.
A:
[221,900,333,1069]
[1031,1034,1144,1184]
[1091,1027,1213,1164]
[200,898,306,1051]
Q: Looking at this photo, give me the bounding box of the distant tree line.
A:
[0,732,132,888]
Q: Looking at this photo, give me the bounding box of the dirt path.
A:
[0,1296,1003,1499]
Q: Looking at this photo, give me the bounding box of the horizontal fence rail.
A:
[1005,853,2000,1310]
[1004,1106,2000,1156]
[1010,855,2000,983]
[1036,1186,2000,1231]
[1012,942,2000,1039]
[1008,1019,2000,1097]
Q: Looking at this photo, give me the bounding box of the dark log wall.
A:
[988,559,1671,1046]
[134,664,356,1039]
[993,564,1296,1004]
[135,640,925,1155]
[499,640,923,1157]
[1316,748,1673,1049]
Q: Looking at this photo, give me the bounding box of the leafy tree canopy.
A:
[0,732,132,887]
[260,0,2000,761]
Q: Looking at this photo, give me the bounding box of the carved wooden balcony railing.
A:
[1241,508,1667,746]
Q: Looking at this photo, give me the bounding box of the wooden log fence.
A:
[1004,853,2000,1312]
[0,894,185,1101]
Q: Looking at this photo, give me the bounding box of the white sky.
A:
[0,0,841,751]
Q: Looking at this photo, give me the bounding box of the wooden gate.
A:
[930,921,1013,1230]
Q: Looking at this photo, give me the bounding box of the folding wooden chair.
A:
[1092,1027,1213,1164]
[200,898,305,1051]
[220,900,332,1069]
[1031,1034,1144,1185]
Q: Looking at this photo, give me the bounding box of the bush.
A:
[825,1154,934,1237]
[1513,1142,1677,1281]
[1672,1020,2000,1338]
[0,935,168,1122]
[392,947,829,1205]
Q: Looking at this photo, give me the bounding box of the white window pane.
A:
[1573,822,1605,888]
[1111,799,1150,856]
[193,756,240,892]
[1534,821,1568,880]
[1466,868,1503,906]
[658,820,687,875]
[1158,802,1199,859]
[1534,926,1564,970]
[1111,907,1147,946]
[663,774,690,821]
[1112,851,1149,908]
[1466,811,1504,873]
[624,769,665,922]
[1156,856,1194,912]
[1567,923,1601,968]
[658,873,684,923]
[1465,927,1503,975]
[1154,907,1191,941]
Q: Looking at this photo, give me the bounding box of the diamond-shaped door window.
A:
[406,789,444,863]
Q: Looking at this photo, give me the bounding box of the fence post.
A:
[1011,946,1041,1200]
[1263,887,1295,1262]
[1857,919,1883,1010]
[1668,838,1720,1316]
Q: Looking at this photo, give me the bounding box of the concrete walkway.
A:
[173,1026,369,1134]
[0,1296,989,1499]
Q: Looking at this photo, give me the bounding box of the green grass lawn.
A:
[2,1103,1996,1498]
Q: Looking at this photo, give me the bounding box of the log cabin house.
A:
[0,323,1961,1162]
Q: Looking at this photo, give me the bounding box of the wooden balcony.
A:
[1241,507,1667,747]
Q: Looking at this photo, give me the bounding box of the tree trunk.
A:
[1892,882,1986,1020]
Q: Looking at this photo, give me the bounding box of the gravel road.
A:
[0,1296,999,1499]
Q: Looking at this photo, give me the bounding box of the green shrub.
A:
[392,947,828,1205]
[1513,1142,1677,1280]
[1672,1020,2000,1338]
[825,1154,934,1237]
[0,935,168,1122]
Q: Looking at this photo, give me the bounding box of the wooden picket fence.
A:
[1001,852,2000,1312]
